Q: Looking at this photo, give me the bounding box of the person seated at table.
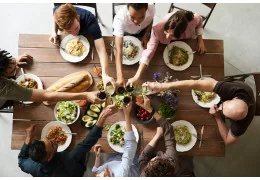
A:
[92,101,140,177]
[143,78,256,145]
[18,104,118,177]
[0,49,102,110]
[137,96,194,176]
[127,10,206,87]
[113,3,155,86]
[49,3,115,89]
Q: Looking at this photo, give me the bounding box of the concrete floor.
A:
[1,3,260,176]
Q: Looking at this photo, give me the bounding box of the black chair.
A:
[0,106,13,113]
[224,73,260,116]
[112,3,128,18]
[168,3,216,28]
[54,3,105,27]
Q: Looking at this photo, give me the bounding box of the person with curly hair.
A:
[0,49,103,110]
[136,96,194,176]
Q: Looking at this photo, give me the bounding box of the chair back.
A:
[168,3,216,28]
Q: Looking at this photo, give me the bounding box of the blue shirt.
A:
[92,131,139,177]
[18,125,103,177]
[53,6,102,40]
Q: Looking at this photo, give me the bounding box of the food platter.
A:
[60,35,90,63]
[41,121,72,152]
[107,121,139,153]
[122,36,143,65]
[16,73,43,104]
[163,41,194,71]
[191,77,221,108]
[172,120,197,152]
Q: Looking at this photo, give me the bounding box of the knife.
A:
[199,64,203,79]
[91,47,95,61]
[199,125,204,148]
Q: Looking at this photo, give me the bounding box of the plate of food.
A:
[54,101,80,125]
[191,78,220,108]
[16,73,43,104]
[122,36,143,65]
[107,121,139,153]
[60,35,90,63]
[41,121,72,152]
[81,102,105,128]
[163,41,194,71]
[172,120,197,152]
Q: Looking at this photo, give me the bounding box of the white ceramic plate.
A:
[41,121,72,152]
[172,120,197,152]
[191,77,221,108]
[163,41,194,71]
[54,101,80,125]
[16,73,43,104]
[107,121,139,153]
[122,36,143,65]
[60,35,90,63]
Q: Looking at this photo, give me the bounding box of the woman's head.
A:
[29,139,58,163]
[0,49,15,77]
[164,10,194,39]
[54,3,80,35]
[142,157,176,177]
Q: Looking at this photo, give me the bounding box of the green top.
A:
[0,77,33,108]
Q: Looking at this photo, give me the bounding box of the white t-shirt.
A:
[113,4,155,37]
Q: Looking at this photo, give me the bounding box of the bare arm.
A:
[114,36,124,83]
[209,106,239,145]
[94,38,110,75]
[30,90,101,103]
[215,117,239,145]
[144,78,218,94]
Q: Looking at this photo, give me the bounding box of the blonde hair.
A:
[54,3,78,30]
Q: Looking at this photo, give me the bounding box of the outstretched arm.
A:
[143,78,218,94]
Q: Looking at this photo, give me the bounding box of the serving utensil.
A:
[199,125,205,148]
[62,132,77,135]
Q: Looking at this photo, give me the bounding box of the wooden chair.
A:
[168,3,216,28]
[224,73,260,116]
[54,3,105,27]
[112,3,128,18]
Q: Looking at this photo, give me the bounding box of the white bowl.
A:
[54,101,80,125]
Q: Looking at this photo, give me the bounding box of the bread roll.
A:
[43,71,93,105]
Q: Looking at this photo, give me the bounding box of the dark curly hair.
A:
[164,10,194,39]
[127,3,148,11]
[0,49,13,76]
[29,140,47,163]
[143,157,176,177]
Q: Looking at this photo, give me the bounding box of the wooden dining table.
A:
[11,34,225,156]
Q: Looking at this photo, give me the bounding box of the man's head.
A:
[218,98,248,121]
[0,50,15,77]
[127,3,148,25]
[54,3,80,36]
[29,139,58,163]
[142,157,176,177]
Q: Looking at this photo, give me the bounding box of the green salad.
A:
[110,124,125,146]
[56,101,78,124]
[174,125,192,145]
[169,46,189,66]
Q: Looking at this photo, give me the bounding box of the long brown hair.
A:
[164,10,194,38]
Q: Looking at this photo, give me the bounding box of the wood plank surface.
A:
[12,34,225,156]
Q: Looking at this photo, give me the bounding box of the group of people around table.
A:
[0,3,256,177]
